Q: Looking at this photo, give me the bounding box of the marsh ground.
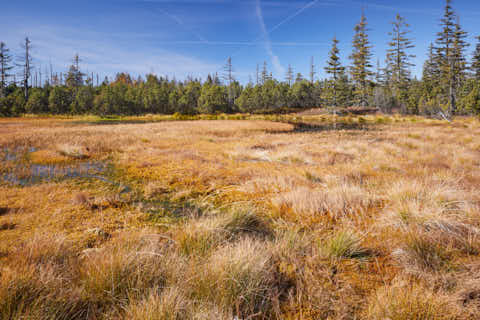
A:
[1,114,480,319]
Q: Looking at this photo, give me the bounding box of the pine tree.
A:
[472,36,480,80]
[0,42,14,98]
[324,37,345,107]
[285,64,294,86]
[386,14,415,102]
[349,11,374,106]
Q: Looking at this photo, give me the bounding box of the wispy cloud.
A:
[5,25,218,80]
[156,40,327,46]
[255,0,284,75]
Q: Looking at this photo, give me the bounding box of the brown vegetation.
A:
[1,114,480,319]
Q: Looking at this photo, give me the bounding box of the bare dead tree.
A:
[17,37,33,100]
[309,56,316,83]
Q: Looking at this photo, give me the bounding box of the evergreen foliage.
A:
[1,1,480,117]
[386,14,415,106]
[349,12,374,106]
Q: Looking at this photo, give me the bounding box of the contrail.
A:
[223,0,323,69]
[266,0,321,36]
[154,41,328,46]
[152,7,208,43]
[256,0,284,75]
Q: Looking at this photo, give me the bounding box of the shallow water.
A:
[1,148,130,192]
[2,147,37,161]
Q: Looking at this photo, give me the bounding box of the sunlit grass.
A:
[0,114,479,319]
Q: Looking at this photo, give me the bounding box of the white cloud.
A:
[4,25,219,80]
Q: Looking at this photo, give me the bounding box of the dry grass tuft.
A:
[455,272,480,317]
[79,233,169,305]
[393,232,452,275]
[189,238,285,318]
[422,219,480,255]
[123,287,192,320]
[0,266,89,320]
[72,192,90,206]
[177,209,271,256]
[273,183,374,219]
[56,143,90,159]
[366,281,458,320]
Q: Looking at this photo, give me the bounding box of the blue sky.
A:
[2,0,480,83]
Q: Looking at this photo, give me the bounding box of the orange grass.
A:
[1,115,480,319]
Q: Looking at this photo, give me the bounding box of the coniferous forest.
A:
[1,0,480,118]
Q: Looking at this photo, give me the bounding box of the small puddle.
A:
[2,147,37,161]
[1,148,131,192]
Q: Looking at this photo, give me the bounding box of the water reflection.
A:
[1,148,130,192]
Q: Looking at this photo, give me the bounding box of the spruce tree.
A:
[349,11,374,106]
[386,14,415,103]
[435,0,467,115]
[375,59,383,85]
[452,17,469,89]
[472,36,480,80]
[423,43,440,84]
[66,54,84,88]
[324,37,345,107]
[0,42,14,98]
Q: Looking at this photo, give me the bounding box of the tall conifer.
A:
[349,11,373,106]
[386,14,415,102]
[0,42,14,98]
[325,37,345,107]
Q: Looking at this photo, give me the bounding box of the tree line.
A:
[1,0,480,117]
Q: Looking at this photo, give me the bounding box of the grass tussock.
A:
[0,266,89,320]
[123,287,193,320]
[177,209,271,256]
[56,143,90,159]
[366,281,457,320]
[189,238,285,319]
[273,183,374,219]
[394,232,452,275]
[322,230,371,261]
[79,234,170,305]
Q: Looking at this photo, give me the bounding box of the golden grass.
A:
[1,114,480,319]
[365,280,458,320]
